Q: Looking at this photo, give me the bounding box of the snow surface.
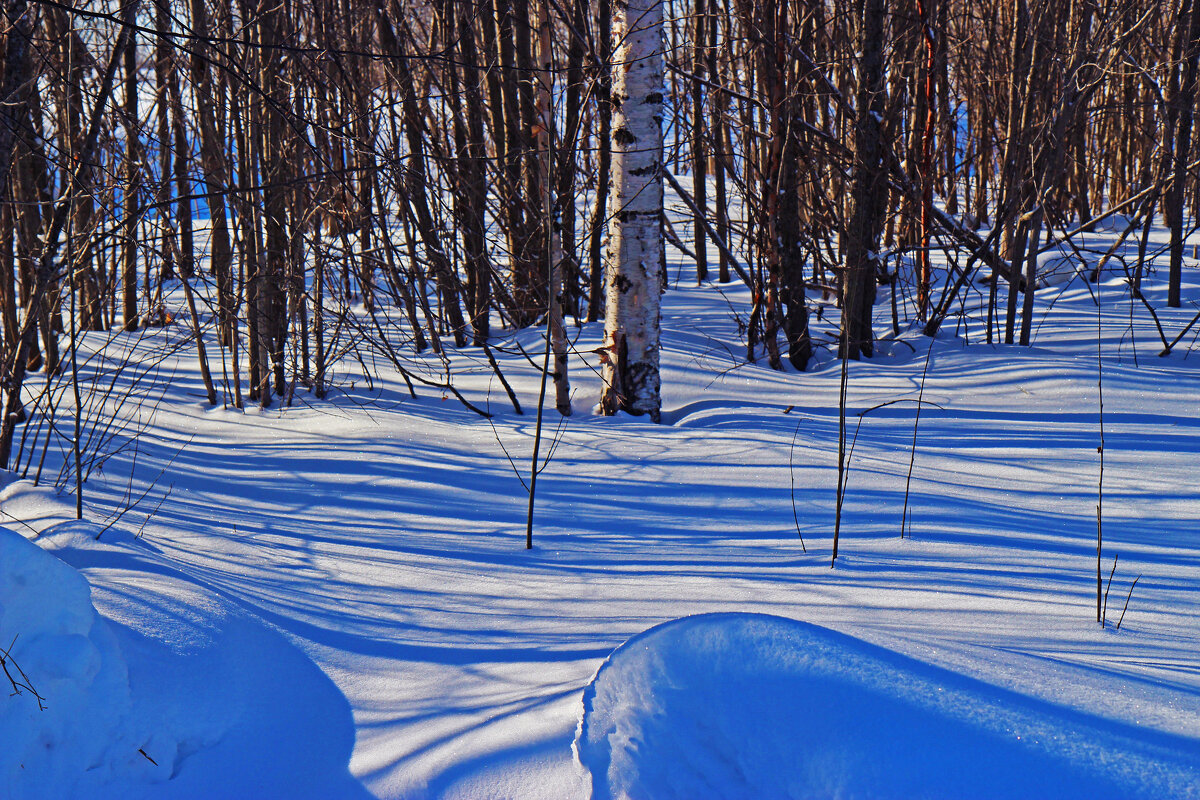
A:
[0,526,135,798]
[0,519,369,799]
[578,613,1200,799]
[2,199,1200,798]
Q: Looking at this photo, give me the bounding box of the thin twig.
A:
[482,344,522,414]
[96,434,195,540]
[1102,553,1118,628]
[901,338,935,538]
[1116,576,1140,630]
[1,636,46,711]
[789,418,807,553]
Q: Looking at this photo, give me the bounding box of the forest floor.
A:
[2,211,1200,798]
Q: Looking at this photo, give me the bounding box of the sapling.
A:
[526,327,553,549]
[486,356,567,544]
[788,416,808,553]
[832,341,848,566]
[1096,259,1105,624]
[901,335,936,538]
[1102,554,1118,628]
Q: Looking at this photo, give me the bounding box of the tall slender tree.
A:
[842,0,889,359]
[599,0,665,420]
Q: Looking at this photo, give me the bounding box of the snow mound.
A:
[576,613,1199,800]
[1036,247,1087,287]
[1,517,372,800]
[0,526,141,799]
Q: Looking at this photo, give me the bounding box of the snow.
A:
[577,612,1200,799]
[0,517,369,799]
[0,525,135,799]
[1036,247,1087,287]
[2,205,1200,798]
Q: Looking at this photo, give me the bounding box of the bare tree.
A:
[599,0,665,421]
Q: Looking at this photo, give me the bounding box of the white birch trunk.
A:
[599,0,664,421]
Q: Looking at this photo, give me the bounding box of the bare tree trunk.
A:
[586,0,613,322]
[63,26,103,332]
[841,0,888,360]
[916,0,937,320]
[1168,0,1200,307]
[536,0,570,414]
[691,0,708,282]
[189,0,235,346]
[1,0,135,465]
[153,0,175,293]
[999,0,1031,344]
[257,0,288,404]
[708,4,730,285]
[447,0,491,345]
[375,2,468,346]
[557,0,587,319]
[121,30,140,331]
[599,0,664,420]
[0,0,34,202]
[163,12,216,404]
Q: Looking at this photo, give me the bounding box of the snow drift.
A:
[576,613,1200,800]
[0,518,371,800]
[0,526,141,798]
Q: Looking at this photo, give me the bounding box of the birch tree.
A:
[599,0,665,421]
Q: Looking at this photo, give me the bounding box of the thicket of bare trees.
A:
[1,0,1198,463]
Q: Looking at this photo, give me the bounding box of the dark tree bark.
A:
[842,0,889,359]
[1168,0,1200,307]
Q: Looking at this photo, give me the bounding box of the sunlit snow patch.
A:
[576,613,1199,800]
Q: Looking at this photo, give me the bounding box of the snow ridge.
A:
[576,613,1200,800]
